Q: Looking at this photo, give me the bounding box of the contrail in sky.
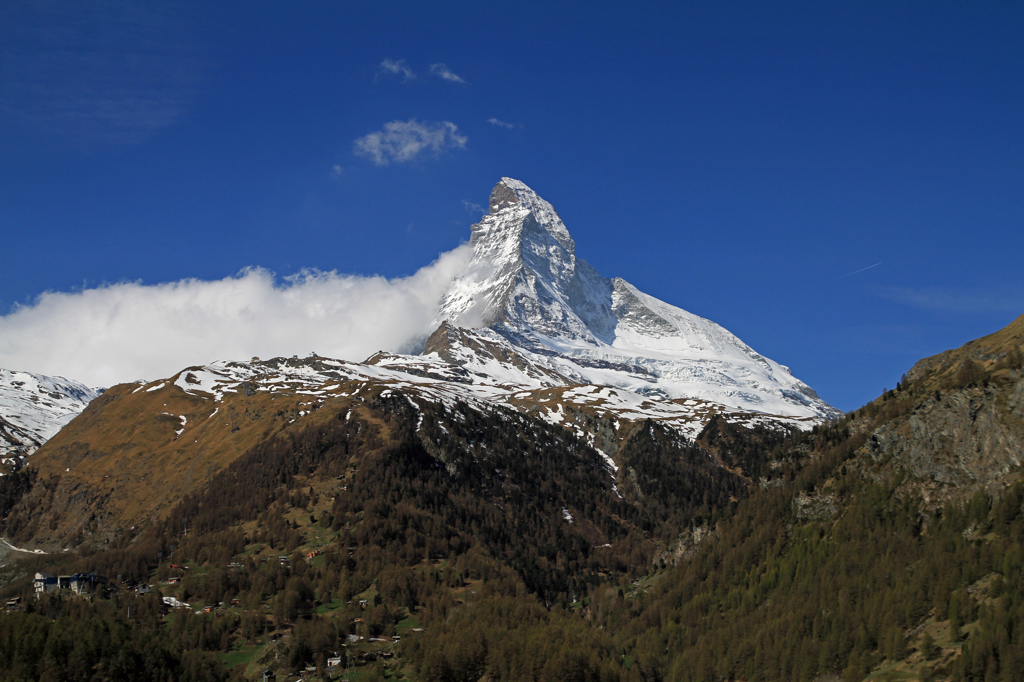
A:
[828,262,882,283]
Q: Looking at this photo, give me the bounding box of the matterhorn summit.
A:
[434,177,840,423]
[0,178,840,459]
[437,177,614,345]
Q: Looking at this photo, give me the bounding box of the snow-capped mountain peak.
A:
[0,178,838,461]
[438,177,613,345]
[484,177,575,251]
[436,177,839,422]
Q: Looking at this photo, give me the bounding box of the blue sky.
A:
[1,1,1022,411]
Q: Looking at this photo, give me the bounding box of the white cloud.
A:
[487,117,517,129]
[462,200,484,215]
[330,164,343,178]
[353,119,467,166]
[378,58,415,80]
[429,63,465,83]
[0,245,473,388]
[877,286,1024,316]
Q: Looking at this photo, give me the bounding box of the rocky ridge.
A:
[850,311,1024,505]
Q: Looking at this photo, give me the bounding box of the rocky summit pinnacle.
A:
[439,177,607,343]
[487,177,523,213]
[482,177,575,251]
[435,177,841,422]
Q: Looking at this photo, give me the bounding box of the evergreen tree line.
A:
[606,413,1024,682]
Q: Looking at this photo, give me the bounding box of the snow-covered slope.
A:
[6,178,837,461]
[159,347,817,459]
[0,369,101,461]
[435,177,840,422]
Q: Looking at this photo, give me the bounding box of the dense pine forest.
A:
[1,344,1022,681]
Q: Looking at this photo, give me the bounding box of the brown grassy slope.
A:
[6,373,367,549]
[906,310,1024,388]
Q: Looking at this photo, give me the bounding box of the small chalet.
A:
[33,572,58,594]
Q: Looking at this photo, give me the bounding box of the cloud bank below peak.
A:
[0,244,473,388]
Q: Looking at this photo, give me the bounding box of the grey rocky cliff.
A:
[859,369,1024,500]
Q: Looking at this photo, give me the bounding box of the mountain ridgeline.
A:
[0,177,839,479]
[0,177,844,552]
[0,179,1022,681]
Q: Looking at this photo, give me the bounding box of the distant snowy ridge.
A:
[435,178,840,422]
[0,369,101,461]
[161,348,821,450]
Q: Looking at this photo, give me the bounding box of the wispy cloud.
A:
[488,117,518,129]
[330,164,343,178]
[0,2,204,146]
[429,63,465,83]
[462,200,484,215]
[353,119,467,166]
[877,286,1024,316]
[378,58,415,80]
[0,246,474,388]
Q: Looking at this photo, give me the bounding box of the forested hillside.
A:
[0,386,758,680]
[0,314,1022,681]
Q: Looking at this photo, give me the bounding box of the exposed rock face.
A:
[864,373,1024,492]
[853,314,1024,501]
[421,321,576,386]
[793,489,840,521]
[655,523,717,567]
